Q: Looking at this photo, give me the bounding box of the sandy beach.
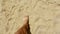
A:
[0,0,60,34]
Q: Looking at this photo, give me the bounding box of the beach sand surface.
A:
[0,0,60,34]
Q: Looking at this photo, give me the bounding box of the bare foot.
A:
[15,16,31,34]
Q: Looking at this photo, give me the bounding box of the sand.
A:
[0,0,60,34]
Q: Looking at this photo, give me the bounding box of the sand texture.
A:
[0,0,60,34]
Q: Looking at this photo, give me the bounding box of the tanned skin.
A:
[15,16,31,34]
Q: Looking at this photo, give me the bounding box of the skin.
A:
[15,16,31,34]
